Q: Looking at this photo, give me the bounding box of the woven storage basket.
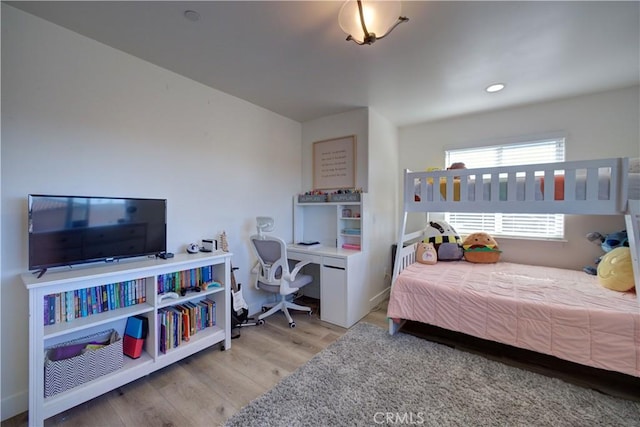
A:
[44,329,123,398]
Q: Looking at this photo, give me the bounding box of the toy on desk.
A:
[331,188,362,194]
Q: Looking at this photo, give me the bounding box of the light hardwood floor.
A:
[3,300,389,427]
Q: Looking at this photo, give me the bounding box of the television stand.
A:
[22,252,231,426]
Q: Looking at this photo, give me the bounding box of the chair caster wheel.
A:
[308,311,313,316]
[289,322,296,328]
[257,319,265,325]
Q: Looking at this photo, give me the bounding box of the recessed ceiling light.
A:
[184,10,200,22]
[486,83,505,93]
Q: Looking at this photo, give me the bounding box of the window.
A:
[444,137,565,239]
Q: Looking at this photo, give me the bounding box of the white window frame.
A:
[444,137,566,240]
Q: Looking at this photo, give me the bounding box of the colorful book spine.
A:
[80,288,88,317]
[74,290,80,319]
[95,287,102,313]
[159,311,167,354]
[60,292,66,322]
[119,282,125,308]
[102,285,108,312]
[43,296,50,326]
[91,287,98,314]
[66,291,74,322]
[54,294,61,324]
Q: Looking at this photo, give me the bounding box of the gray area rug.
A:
[225,322,640,426]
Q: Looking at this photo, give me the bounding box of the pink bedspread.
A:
[387,261,640,377]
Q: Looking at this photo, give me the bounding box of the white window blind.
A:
[444,138,565,239]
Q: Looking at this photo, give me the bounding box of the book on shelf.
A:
[42,278,148,326]
[157,265,215,296]
[342,243,361,250]
[157,297,217,353]
[341,228,361,235]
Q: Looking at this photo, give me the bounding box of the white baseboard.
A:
[369,286,390,309]
[1,390,27,422]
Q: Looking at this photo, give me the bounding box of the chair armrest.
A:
[251,261,262,290]
[285,259,311,281]
[251,261,261,274]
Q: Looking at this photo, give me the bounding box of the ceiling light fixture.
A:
[338,0,409,45]
[486,83,505,93]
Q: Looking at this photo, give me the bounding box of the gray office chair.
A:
[250,219,313,328]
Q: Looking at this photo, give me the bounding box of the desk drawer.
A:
[323,256,346,269]
[288,251,322,265]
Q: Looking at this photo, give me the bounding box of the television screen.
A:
[28,195,167,271]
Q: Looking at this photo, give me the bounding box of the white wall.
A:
[301,108,398,310]
[1,6,302,419]
[300,109,368,298]
[399,85,640,270]
[367,109,398,303]
[0,6,3,421]
[301,108,369,192]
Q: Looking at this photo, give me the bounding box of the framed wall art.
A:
[312,135,356,190]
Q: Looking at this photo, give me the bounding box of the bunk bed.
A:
[388,157,640,378]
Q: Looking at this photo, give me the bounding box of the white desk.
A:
[287,244,368,328]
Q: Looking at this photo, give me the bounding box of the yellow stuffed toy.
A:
[462,232,502,263]
[597,247,635,292]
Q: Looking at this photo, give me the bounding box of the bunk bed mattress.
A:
[388,261,640,377]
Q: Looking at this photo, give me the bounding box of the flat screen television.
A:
[28,194,167,273]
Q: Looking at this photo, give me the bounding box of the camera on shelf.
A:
[180,286,202,297]
[201,239,216,252]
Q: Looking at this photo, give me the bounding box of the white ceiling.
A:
[7,1,640,126]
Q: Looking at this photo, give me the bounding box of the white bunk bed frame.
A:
[390,157,640,335]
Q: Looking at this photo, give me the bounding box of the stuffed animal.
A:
[423,220,463,261]
[583,230,629,275]
[597,247,635,291]
[416,242,437,265]
[462,232,502,263]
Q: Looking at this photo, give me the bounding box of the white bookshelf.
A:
[22,252,231,427]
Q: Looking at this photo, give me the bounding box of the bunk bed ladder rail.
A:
[389,208,421,335]
[625,199,640,301]
[392,211,420,285]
